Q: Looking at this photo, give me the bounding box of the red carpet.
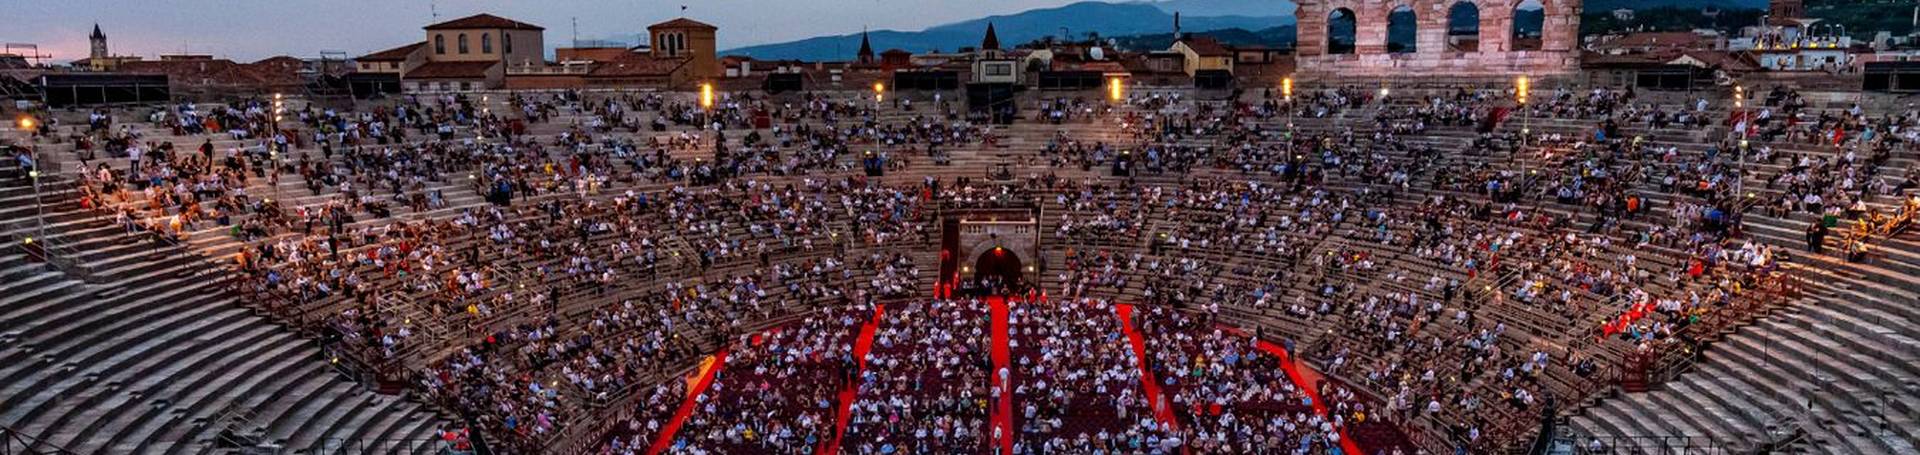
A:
[819,304,886,455]
[645,348,730,455]
[1113,304,1180,431]
[1253,338,1365,455]
[988,297,1014,454]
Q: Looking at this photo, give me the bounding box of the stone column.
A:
[1355,1,1391,55]
[1416,0,1450,57]
[1298,1,1328,57]
[1481,0,1513,53]
[1541,0,1581,52]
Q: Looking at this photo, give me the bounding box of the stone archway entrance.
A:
[973,246,1025,291]
[941,209,1040,296]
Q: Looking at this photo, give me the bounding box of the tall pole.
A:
[272,93,287,196]
[1517,76,1531,191]
[1283,76,1294,154]
[1734,84,1747,206]
[19,116,42,242]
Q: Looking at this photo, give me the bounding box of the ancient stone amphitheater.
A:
[0,82,1914,455]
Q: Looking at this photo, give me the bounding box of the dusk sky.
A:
[8,0,1122,63]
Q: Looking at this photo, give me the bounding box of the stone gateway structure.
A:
[1295,0,1582,78]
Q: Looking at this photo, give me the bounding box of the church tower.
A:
[856,29,875,65]
[90,24,108,60]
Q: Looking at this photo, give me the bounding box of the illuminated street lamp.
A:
[1282,77,1295,141]
[700,83,714,110]
[1515,76,1532,183]
[873,81,886,104]
[17,116,44,240]
[1733,84,1749,201]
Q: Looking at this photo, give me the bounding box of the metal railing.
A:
[1562,435,1735,455]
[307,437,460,455]
[0,424,77,455]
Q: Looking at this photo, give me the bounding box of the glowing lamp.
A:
[700,83,714,110]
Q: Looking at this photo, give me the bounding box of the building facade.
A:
[1294,0,1583,79]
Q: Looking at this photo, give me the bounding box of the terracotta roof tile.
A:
[588,56,689,77]
[405,61,498,79]
[359,42,426,61]
[650,18,717,30]
[426,14,543,31]
[1180,37,1231,57]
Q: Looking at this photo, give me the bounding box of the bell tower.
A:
[90,24,108,60]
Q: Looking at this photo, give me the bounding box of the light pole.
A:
[19,116,43,242]
[1282,76,1295,148]
[272,93,284,187]
[1733,84,1749,208]
[1516,76,1531,189]
[699,82,715,130]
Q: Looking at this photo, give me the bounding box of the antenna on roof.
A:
[430,0,438,19]
[573,17,579,48]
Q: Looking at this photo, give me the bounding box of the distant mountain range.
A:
[1584,0,1767,11]
[723,1,1293,61]
[720,0,1771,62]
[1109,25,1296,51]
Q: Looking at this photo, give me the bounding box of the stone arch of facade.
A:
[954,220,1038,283]
[1386,4,1418,53]
[1509,0,1548,51]
[1446,0,1483,53]
[1327,7,1360,55]
[1295,0,1581,78]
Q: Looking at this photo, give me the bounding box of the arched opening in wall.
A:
[1511,0,1545,51]
[1327,8,1358,55]
[1447,1,1481,52]
[1387,5,1417,53]
[973,246,1025,294]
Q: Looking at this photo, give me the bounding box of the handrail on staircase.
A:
[0,423,79,455]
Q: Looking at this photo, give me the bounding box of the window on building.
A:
[459,34,469,54]
[460,81,471,91]
[504,33,514,53]
[435,34,445,54]
[1511,0,1545,51]
[1327,8,1357,55]
[482,33,493,53]
[1387,6,1417,53]
[986,63,1012,76]
[1448,2,1481,52]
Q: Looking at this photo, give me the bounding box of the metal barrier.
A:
[308,438,457,455]
[1562,435,1736,455]
[0,424,77,455]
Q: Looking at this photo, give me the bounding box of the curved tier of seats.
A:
[0,126,450,452]
[2,84,1914,454]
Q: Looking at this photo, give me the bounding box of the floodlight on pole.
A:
[873,81,885,103]
[700,83,714,110]
[1109,77,1123,102]
[1515,76,1530,105]
[1281,77,1293,101]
